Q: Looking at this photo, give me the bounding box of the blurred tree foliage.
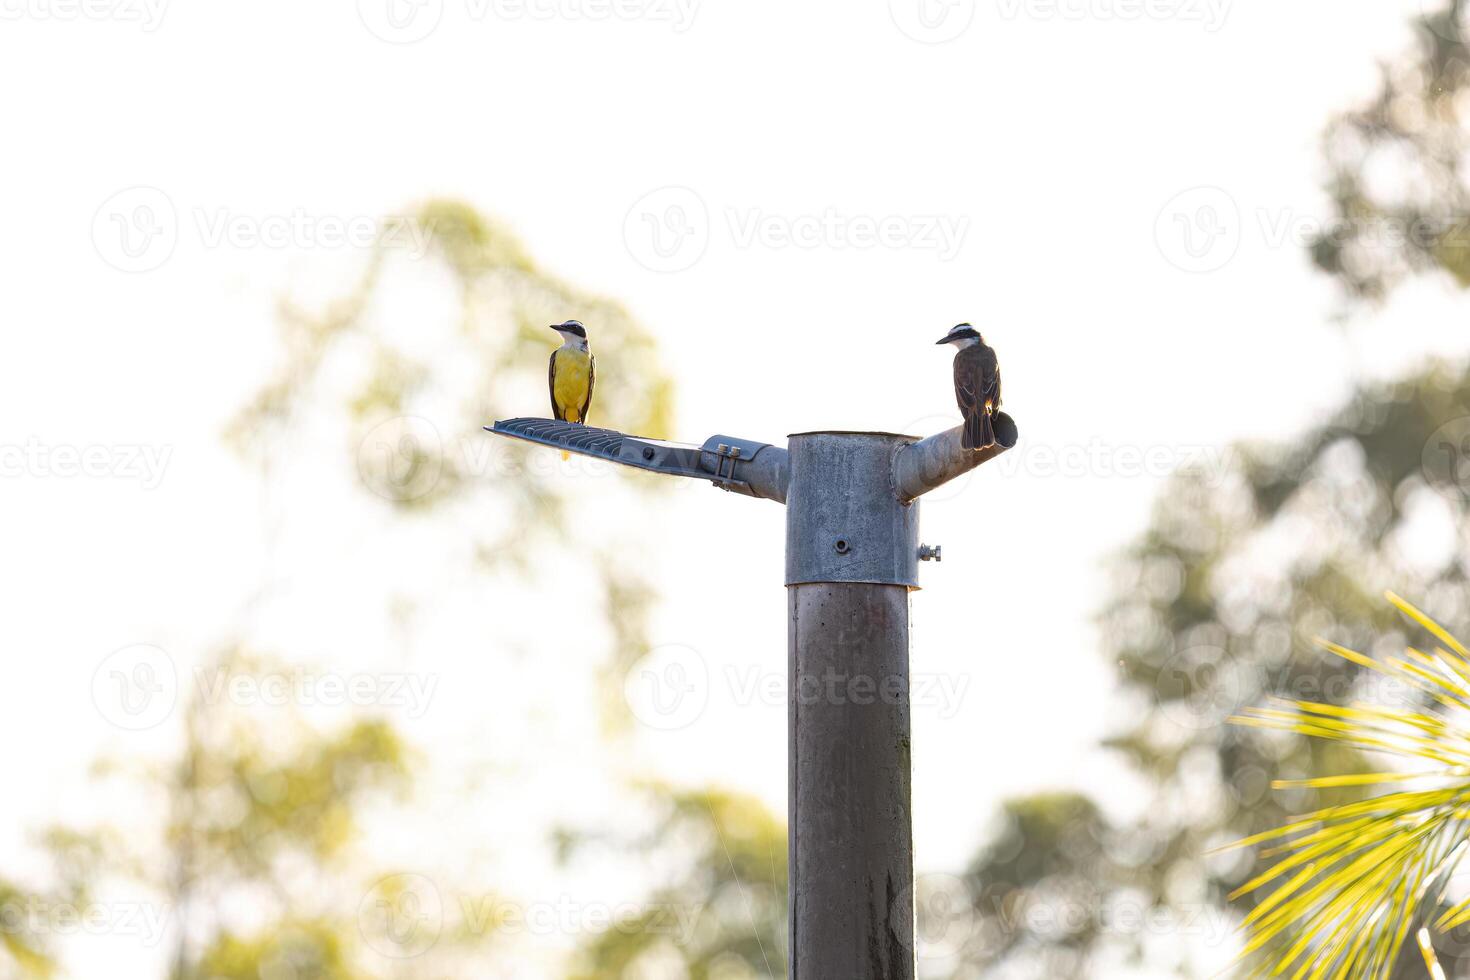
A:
[1313,0,1470,300]
[211,202,780,978]
[132,651,424,980]
[65,648,510,979]
[952,793,1130,977]
[953,365,1470,977]
[8,201,791,978]
[223,199,788,977]
[0,828,113,977]
[565,787,787,980]
[952,2,1470,974]
[227,199,675,701]
[0,884,55,977]
[0,870,86,978]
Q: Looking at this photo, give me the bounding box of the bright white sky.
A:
[3,1,1470,977]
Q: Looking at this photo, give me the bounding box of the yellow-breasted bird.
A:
[548,319,595,458]
[937,323,1001,450]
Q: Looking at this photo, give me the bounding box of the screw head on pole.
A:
[919,544,942,562]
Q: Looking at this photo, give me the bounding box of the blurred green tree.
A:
[0,879,56,978]
[565,787,787,980]
[951,793,1130,977]
[1312,0,1470,300]
[227,199,675,701]
[952,364,1470,978]
[950,1,1470,972]
[20,200,791,979]
[0,866,89,978]
[70,647,509,979]
[140,650,418,980]
[224,198,787,976]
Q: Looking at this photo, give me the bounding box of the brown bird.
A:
[936,323,1001,450]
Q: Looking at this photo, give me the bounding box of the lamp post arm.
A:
[485,419,790,503]
[892,411,1018,503]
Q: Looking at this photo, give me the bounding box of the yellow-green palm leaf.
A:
[1223,593,1470,978]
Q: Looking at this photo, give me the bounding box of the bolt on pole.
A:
[486,411,1018,979]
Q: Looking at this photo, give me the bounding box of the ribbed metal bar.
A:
[487,418,789,502]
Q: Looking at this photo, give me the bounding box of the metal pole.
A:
[487,411,1020,978]
[785,432,921,980]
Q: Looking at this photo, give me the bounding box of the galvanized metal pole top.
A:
[785,432,923,588]
[485,411,1018,509]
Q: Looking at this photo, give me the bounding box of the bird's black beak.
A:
[935,336,950,345]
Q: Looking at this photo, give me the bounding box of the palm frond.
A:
[1222,593,1470,978]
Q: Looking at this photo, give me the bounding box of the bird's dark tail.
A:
[963,411,996,451]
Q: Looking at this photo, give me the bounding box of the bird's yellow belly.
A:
[554,350,592,422]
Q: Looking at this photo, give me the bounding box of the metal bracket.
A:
[710,443,743,485]
[699,434,783,496]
